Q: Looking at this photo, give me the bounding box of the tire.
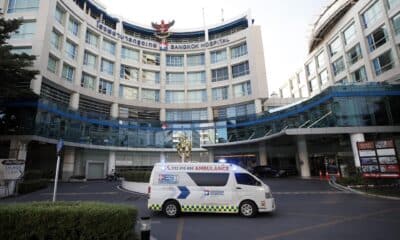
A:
[239,201,257,218]
[163,200,181,218]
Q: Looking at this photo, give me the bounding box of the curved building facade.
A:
[0,0,399,182]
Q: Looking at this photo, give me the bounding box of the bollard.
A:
[140,216,151,240]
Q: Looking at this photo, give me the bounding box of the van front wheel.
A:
[240,201,257,217]
[163,200,181,218]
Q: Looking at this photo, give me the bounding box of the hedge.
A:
[121,171,151,182]
[17,179,48,194]
[0,202,138,240]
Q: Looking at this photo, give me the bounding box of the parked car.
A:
[252,166,287,178]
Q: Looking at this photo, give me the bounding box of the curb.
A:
[330,180,400,201]
[116,185,149,197]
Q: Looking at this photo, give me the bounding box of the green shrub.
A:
[121,171,151,182]
[23,170,43,180]
[0,202,138,240]
[17,179,48,194]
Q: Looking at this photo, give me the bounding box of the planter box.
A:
[122,180,148,194]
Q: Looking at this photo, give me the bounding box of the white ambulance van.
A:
[148,162,275,217]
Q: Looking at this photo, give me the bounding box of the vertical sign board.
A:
[357,140,400,178]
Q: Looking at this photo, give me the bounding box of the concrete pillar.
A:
[350,133,365,168]
[208,149,214,163]
[160,108,166,122]
[8,140,28,195]
[207,107,214,121]
[108,151,116,175]
[259,143,267,166]
[297,135,310,177]
[111,103,118,118]
[62,147,75,180]
[254,99,263,114]
[160,152,166,163]
[30,75,42,95]
[69,92,79,111]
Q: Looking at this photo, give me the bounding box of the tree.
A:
[176,134,192,162]
[0,16,39,99]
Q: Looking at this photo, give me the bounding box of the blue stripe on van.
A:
[177,186,190,199]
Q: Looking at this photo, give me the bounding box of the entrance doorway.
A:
[214,153,257,170]
[86,161,105,179]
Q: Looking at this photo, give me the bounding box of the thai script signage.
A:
[357,140,400,178]
[96,21,230,51]
[1,159,25,180]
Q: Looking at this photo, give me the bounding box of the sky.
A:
[99,0,328,94]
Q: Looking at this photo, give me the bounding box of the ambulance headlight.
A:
[265,192,273,199]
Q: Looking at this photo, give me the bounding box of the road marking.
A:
[273,191,351,195]
[176,218,185,240]
[41,192,118,196]
[256,208,400,240]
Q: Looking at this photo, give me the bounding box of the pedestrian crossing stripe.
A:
[148,204,238,213]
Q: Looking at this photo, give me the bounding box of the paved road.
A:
[1,178,400,240]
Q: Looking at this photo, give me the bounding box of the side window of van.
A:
[235,173,261,186]
[187,173,229,186]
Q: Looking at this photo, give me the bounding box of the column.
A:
[259,143,267,166]
[108,151,116,175]
[30,75,42,95]
[160,108,166,122]
[69,92,79,111]
[110,103,118,118]
[297,135,310,177]
[62,147,75,180]
[208,149,214,163]
[350,133,365,168]
[254,99,263,114]
[160,152,166,163]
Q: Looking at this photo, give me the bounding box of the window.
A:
[68,18,80,36]
[11,21,35,39]
[343,23,356,45]
[166,109,208,121]
[55,5,65,25]
[121,47,139,62]
[233,81,251,97]
[362,1,383,28]
[211,67,229,82]
[11,46,32,55]
[351,66,368,82]
[65,40,77,60]
[373,51,394,75]
[388,0,400,9]
[319,70,329,86]
[62,64,75,82]
[142,70,160,84]
[346,44,362,65]
[329,37,341,56]
[166,91,185,103]
[305,61,316,77]
[210,49,227,64]
[367,26,387,52]
[120,65,139,81]
[101,59,114,75]
[119,85,138,100]
[81,73,96,90]
[50,30,62,50]
[142,89,160,102]
[309,78,319,92]
[235,173,260,186]
[212,87,228,100]
[231,42,247,58]
[142,52,160,65]
[166,55,184,67]
[83,51,97,69]
[392,13,400,36]
[187,71,206,85]
[86,30,99,47]
[316,52,325,69]
[232,61,250,78]
[98,79,113,96]
[332,57,345,76]
[188,173,229,187]
[47,55,59,73]
[7,0,39,13]
[102,38,116,55]
[187,90,207,103]
[187,53,205,66]
[166,72,184,85]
